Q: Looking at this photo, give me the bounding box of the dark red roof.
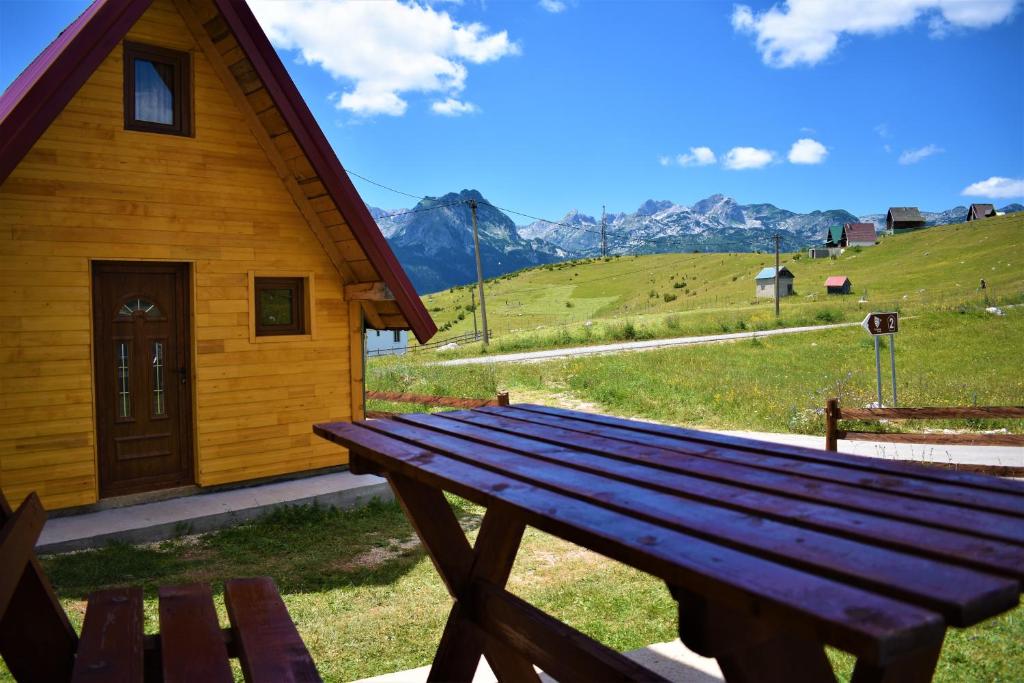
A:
[0,0,435,343]
[843,222,876,243]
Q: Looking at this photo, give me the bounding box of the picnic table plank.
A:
[315,421,945,665]
[158,583,234,683]
[365,416,1017,625]
[515,403,1024,499]
[0,493,46,618]
[479,407,1024,545]
[224,577,321,683]
[417,410,1024,580]
[72,587,145,683]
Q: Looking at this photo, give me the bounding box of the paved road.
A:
[712,429,1023,468]
[434,321,859,366]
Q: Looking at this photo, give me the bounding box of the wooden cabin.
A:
[966,203,996,221]
[754,267,794,298]
[825,276,852,295]
[886,207,926,233]
[842,223,877,247]
[0,0,436,510]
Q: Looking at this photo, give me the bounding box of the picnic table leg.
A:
[671,585,837,683]
[388,474,539,682]
[850,642,943,683]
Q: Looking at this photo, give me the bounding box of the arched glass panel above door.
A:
[117,297,163,319]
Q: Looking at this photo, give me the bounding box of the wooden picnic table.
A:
[314,404,1024,683]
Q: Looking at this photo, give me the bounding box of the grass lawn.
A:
[5,499,1020,682]
[368,306,1024,436]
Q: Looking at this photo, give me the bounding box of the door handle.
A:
[178,367,187,384]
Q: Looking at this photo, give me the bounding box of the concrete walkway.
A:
[37,470,392,554]
[433,322,858,366]
[712,428,1024,468]
[352,639,722,683]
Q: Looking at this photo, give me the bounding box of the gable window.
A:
[124,42,191,136]
[255,277,306,336]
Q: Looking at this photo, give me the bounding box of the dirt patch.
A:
[333,536,422,571]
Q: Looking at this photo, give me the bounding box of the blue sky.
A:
[2,0,1022,219]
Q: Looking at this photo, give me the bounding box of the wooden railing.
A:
[365,391,509,419]
[825,398,1024,475]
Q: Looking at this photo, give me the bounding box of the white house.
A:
[367,329,408,357]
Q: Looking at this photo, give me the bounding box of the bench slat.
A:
[425,410,1024,580]
[72,587,144,683]
[498,406,1024,525]
[369,416,1016,626]
[516,403,1024,497]
[314,421,944,665]
[224,577,320,683]
[158,584,233,683]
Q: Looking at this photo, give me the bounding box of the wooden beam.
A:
[348,301,365,422]
[344,281,393,301]
[175,0,357,285]
[360,301,385,330]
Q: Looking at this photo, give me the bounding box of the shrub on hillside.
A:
[663,293,677,303]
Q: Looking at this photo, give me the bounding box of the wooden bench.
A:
[0,490,320,682]
[825,398,1024,475]
[365,390,509,420]
[315,403,1024,683]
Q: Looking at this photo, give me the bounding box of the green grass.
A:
[370,306,1024,435]
[417,214,1023,357]
[8,500,1021,682]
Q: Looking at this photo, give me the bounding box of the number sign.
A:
[861,312,898,336]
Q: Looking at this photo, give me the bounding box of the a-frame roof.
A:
[0,0,436,343]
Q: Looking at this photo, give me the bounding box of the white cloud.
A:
[539,0,567,12]
[898,144,944,164]
[658,155,672,167]
[962,176,1024,198]
[874,122,891,138]
[431,97,479,116]
[723,147,775,170]
[788,138,828,164]
[250,0,519,116]
[677,146,717,167]
[732,0,1019,67]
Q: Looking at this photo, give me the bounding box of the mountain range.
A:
[372,192,1021,293]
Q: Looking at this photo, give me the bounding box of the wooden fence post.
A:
[497,392,510,407]
[825,398,839,452]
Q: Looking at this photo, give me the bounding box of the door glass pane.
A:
[258,288,293,326]
[118,298,162,319]
[152,341,165,417]
[116,342,131,418]
[135,59,175,125]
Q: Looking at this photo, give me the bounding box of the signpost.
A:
[861,312,899,406]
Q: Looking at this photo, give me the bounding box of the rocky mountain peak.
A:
[636,199,674,216]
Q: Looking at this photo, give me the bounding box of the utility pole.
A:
[773,233,781,318]
[600,205,607,258]
[468,199,490,345]
[470,288,478,338]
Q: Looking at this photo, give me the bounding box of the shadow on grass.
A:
[42,496,483,602]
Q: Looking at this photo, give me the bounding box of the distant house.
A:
[843,223,877,247]
[807,247,836,259]
[755,266,795,298]
[367,329,408,357]
[886,207,926,232]
[825,276,852,295]
[966,203,996,221]
[824,225,844,248]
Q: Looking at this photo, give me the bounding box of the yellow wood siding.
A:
[0,0,354,510]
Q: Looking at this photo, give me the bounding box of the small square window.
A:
[255,277,306,336]
[124,42,191,136]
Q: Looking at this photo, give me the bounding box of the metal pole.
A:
[874,336,883,406]
[774,233,780,318]
[889,334,897,407]
[601,205,607,258]
[470,288,478,339]
[469,199,489,345]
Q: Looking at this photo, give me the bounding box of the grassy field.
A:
[7,500,1021,683]
[416,214,1023,357]
[369,306,1024,435]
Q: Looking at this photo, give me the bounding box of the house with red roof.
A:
[825,276,852,295]
[842,223,877,247]
[0,0,435,509]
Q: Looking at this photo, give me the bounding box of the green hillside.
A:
[418,214,1023,353]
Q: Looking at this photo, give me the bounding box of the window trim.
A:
[123,41,192,137]
[254,277,306,337]
[248,272,315,343]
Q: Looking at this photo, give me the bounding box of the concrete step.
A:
[37,471,392,554]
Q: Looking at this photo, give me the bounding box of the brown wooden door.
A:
[93,262,193,497]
